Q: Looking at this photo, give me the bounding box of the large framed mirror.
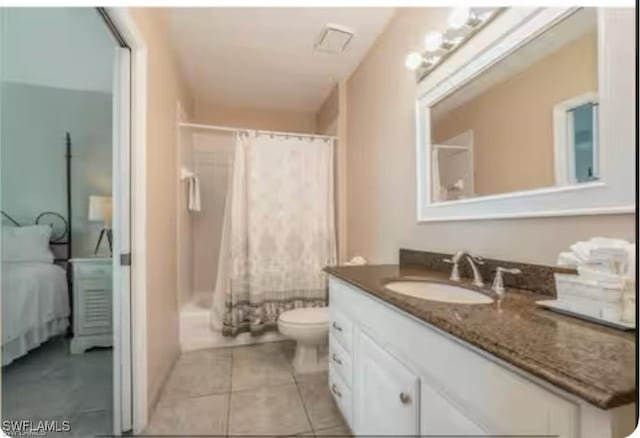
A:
[416,7,635,221]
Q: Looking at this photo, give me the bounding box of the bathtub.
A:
[179,291,286,351]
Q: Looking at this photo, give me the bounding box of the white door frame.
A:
[552,91,599,186]
[104,8,149,434]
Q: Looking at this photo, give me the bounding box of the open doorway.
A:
[0,7,132,436]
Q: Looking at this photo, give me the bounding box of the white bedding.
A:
[2,262,70,365]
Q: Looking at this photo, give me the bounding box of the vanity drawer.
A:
[329,364,353,427]
[329,334,352,387]
[329,307,353,352]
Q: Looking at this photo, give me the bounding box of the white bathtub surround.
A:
[221,132,337,336]
[180,167,201,212]
[180,292,286,351]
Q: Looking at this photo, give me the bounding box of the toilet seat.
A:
[278,307,328,327]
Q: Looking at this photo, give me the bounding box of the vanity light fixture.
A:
[425,55,442,66]
[424,31,444,52]
[448,7,473,29]
[405,7,502,80]
[405,52,425,71]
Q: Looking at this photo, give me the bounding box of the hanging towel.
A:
[187,174,201,212]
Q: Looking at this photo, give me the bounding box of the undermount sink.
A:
[384,281,494,304]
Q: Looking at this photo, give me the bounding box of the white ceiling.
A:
[168,8,395,112]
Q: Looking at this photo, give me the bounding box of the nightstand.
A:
[69,258,113,354]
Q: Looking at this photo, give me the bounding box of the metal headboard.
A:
[1,133,72,263]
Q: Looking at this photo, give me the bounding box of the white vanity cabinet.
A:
[354,330,420,435]
[328,276,633,438]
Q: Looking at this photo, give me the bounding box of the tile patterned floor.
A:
[146,341,352,437]
[1,336,113,437]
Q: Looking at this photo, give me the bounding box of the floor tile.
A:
[145,394,228,436]
[297,372,344,431]
[3,372,82,419]
[63,409,113,437]
[231,344,295,392]
[2,337,113,438]
[294,370,328,385]
[315,422,353,436]
[160,348,232,401]
[232,340,295,362]
[228,383,311,436]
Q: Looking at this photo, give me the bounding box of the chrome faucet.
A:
[443,251,485,287]
[491,266,522,301]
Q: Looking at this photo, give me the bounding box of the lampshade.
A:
[88,195,113,226]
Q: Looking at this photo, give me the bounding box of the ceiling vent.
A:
[314,24,354,54]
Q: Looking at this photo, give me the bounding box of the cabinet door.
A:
[354,330,419,436]
[421,382,486,436]
[76,278,113,335]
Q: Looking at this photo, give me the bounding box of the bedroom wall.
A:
[0,82,112,257]
[345,7,635,266]
[0,8,114,258]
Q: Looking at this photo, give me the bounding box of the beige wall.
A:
[194,101,316,133]
[346,8,635,266]
[129,7,194,413]
[432,32,597,196]
[315,85,339,135]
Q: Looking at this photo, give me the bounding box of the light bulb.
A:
[448,7,471,30]
[425,55,442,66]
[424,31,443,52]
[405,52,424,71]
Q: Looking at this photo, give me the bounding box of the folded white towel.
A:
[568,237,633,273]
[577,265,625,288]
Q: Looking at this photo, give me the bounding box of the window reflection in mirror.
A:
[429,8,598,203]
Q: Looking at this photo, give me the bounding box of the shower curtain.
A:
[213,132,336,336]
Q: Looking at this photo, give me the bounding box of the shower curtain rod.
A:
[178,122,338,141]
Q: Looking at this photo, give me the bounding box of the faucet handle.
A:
[492,267,522,300]
[469,254,485,265]
[497,267,521,275]
[442,258,460,281]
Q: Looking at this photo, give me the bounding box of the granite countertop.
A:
[325,264,636,409]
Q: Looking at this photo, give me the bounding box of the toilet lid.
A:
[279,307,329,326]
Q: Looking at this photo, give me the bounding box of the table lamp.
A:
[88,195,113,255]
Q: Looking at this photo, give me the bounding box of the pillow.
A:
[2,225,55,263]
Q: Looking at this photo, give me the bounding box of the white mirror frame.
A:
[416,7,635,222]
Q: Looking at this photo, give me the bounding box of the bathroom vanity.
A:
[326,263,635,438]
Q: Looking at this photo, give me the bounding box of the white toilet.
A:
[278,307,329,374]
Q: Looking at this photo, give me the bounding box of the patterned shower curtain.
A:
[221,132,336,336]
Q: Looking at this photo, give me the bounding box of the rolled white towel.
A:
[557,251,580,268]
[344,256,367,266]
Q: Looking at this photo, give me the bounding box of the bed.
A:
[2,261,70,366]
[1,133,74,366]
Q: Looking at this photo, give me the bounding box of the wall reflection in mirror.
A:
[429,8,598,203]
